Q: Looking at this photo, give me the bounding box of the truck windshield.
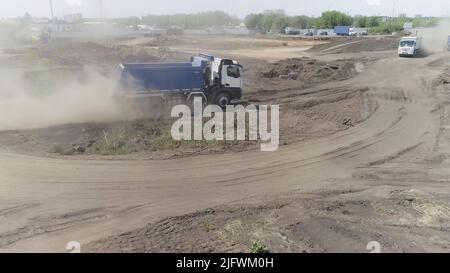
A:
[400,40,415,47]
[227,66,241,78]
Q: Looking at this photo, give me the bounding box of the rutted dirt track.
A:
[1,37,450,252]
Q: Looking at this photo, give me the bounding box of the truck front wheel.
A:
[215,92,231,108]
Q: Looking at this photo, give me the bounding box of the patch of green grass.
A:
[51,119,252,156]
[201,221,215,233]
[86,128,131,155]
[87,119,250,155]
[251,240,269,254]
[50,145,79,156]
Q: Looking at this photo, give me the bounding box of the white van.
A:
[398,37,422,57]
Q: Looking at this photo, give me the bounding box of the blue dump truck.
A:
[118,54,243,108]
[334,26,350,36]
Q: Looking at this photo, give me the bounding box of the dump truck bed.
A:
[118,62,205,91]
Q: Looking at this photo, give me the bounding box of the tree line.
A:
[111,10,439,34]
[114,11,239,28]
[244,10,439,34]
[245,11,354,32]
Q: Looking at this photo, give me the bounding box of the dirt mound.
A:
[433,67,450,87]
[261,57,357,83]
[0,84,375,160]
[0,119,256,159]
[37,42,161,67]
[308,36,399,54]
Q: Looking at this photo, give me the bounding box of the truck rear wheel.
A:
[215,92,231,108]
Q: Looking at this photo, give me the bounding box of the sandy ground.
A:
[1,35,450,252]
[0,36,374,159]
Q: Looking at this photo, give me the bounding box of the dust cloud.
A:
[419,18,450,53]
[0,66,128,130]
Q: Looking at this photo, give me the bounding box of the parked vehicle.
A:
[334,26,350,36]
[398,37,422,57]
[447,36,450,51]
[118,54,243,108]
[285,27,301,35]
[143,28,163,37]
[359,30,368,36]
[166,26,184,36]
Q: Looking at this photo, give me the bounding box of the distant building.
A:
[264,9,285,15]
[63,13,83,24]
[403,22,413,29]
[32,17,51,24]
[414,14,422,18]
[137,24,151,30]
[398,13,407,18]
[224,25,250,35]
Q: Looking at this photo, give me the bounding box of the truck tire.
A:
[215,92,231,108]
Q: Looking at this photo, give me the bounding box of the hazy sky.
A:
[1,0,450,19]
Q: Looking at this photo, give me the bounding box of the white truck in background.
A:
[398,37,422,57]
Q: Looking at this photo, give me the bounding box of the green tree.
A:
[319,10,353,28]
[355,17,367,27]
[368,16,380,27]
[142,11,239,28]
[412,17,439,28]
[290,15,315,29]
[370,20,404,34]
[260,13,275,32]
[244,13,262,31]
[272,15,289,32]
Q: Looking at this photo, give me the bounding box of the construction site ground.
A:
[0,35,449,252]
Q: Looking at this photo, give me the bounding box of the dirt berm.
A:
[307,36,399,54]
[261,57,357,82]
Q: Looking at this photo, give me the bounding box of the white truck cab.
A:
[195,54,243,107]
[398,37,422,57]
[220,61,243,90]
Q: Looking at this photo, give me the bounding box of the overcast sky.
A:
[1,0,450,19]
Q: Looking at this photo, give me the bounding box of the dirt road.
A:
[1,34,450,252]
[1,43,450,252]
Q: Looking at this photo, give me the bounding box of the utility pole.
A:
[49,0,54,23]
[99,0,103,19]
[392,0,397,19]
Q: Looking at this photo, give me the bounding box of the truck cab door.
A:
[221,64,242,89]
